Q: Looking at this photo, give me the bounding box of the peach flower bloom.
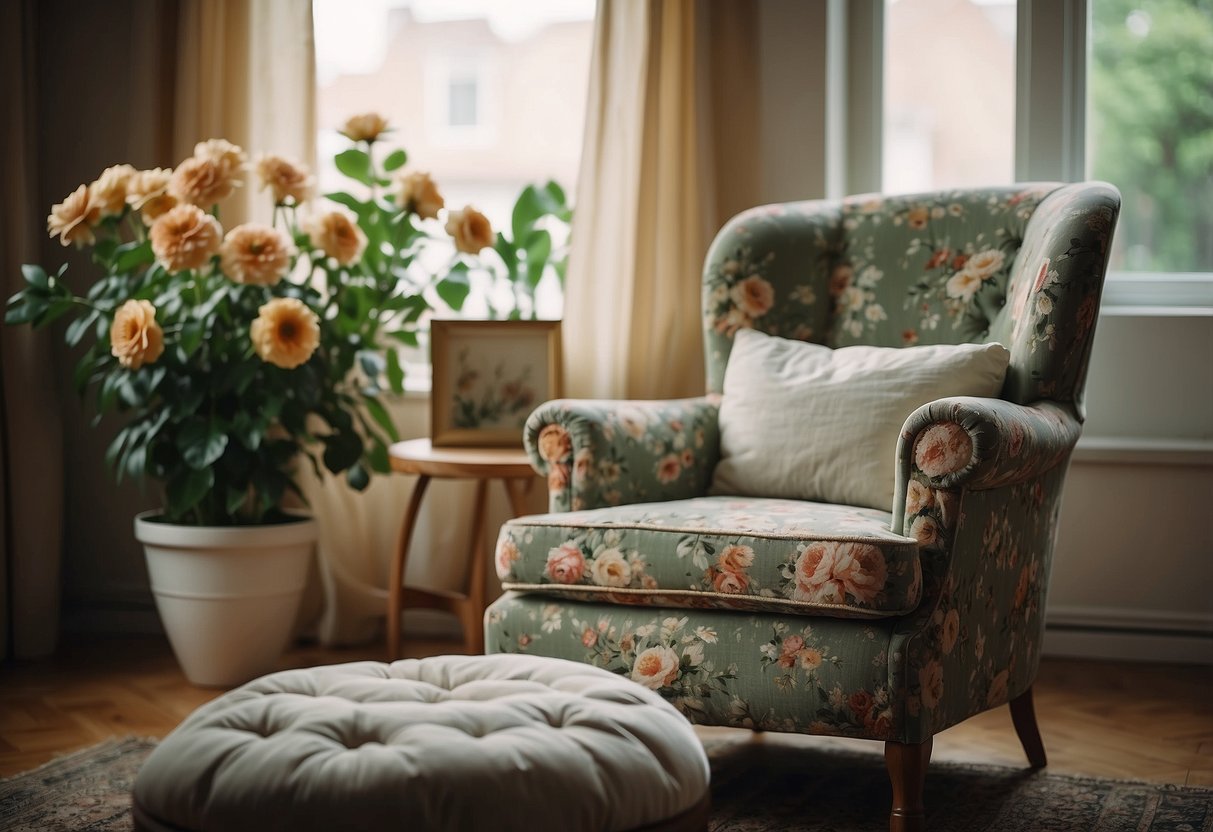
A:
[47,185,101,247]
[945,269,983,301]
[249,297,320,369]
[906,479,935,516]
[590,548,631,587]
[547,463,570,492]
[941,609,960,654]
[793,541,888,606]
[964,249,1006,281]
[778,634,805,668]
[828,264,853,297]
[717,544,755,573]
[729,275,775,318]
[445,205,494,254]
[125,168,177,225]
[712,569,748,594]
[255,154,315,205]
[340,112,390,142]
[919,660,944,709]
[90,164,137,217]
[986,669,1009,706]
[109,300,164,370]
[914,422,973,478]
[495,537,520,579]
[149,204,223,274]
[907,205,929,229]
[630,645,680,690]
[537,424,572,463]
[656,453,682,484]
[170,139,247,208]
[910,515,941,549]
[306,209,367,266]
[1033,258,1052,293]
[219,224,296,286]
[798,647,823,669]
[393,170,445,219]
[545,542,585,584]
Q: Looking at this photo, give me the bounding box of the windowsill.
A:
[1102,272,1213,313]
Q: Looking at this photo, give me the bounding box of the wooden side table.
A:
[387,439,536,659]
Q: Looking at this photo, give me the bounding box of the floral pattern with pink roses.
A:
[524,397,721,514]
[493,183,1116,747]
[495,496,921,617]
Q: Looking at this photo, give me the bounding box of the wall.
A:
[1048,311,1213,662]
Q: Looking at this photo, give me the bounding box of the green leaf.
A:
[435,273,471,311]
[21,264,49,290]
[388,329,419,347]
[385,348,404,394]
[367,439,390,474]
[358,350,386,381]
[334,149,374,186]
[65,311,100,347]
[178,419,229,470]
[524,229,552,289]
[494,233,519,279]
[382,149,407,172]
[114,241,154,273]
[226,487,250,517]
[363,394,399,442]
[166,467,215,516]
[346,462,370,491]
[511,185,544,245]
[323,430,363,474]
[5,296,46,326]
[179,319,205,357]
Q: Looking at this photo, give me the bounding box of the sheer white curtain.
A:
[562,0,761,400]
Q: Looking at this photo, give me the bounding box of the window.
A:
[883,0,1018,193]
[447,73,479,127]
[314,0,594,237]
[1087,0,1213,274]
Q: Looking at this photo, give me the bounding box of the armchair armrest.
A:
[893,397,1081,531]
[523,396,721,512]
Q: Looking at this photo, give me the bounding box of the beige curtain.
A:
[0,0,66,660]
[563,0,761,400]
[175,0,317,226]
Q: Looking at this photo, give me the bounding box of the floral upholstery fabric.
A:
[495,497,921,618]
[493,182,1120,747]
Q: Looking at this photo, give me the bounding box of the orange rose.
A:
[47,185,101,247]
[444,205,494,254]
[109,300,165,369]
[149,204,223,274]
[249,297,320,369]
[305,209,367,266]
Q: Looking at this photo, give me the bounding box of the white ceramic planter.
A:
[134,511,317,688]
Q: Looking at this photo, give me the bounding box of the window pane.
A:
[314,0,593,236]
[883,0,1017,193]
[1088,0,1213,273]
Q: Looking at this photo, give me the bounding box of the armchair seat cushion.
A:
[496,496,922,618]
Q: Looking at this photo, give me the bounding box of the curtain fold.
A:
[174,0,317,226]
[0,0,66,660]
[562,0,761,400]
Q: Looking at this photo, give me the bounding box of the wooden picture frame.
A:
[429,320,563,447]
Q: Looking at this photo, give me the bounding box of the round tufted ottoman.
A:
[132,654,710,832]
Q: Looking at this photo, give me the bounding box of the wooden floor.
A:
[2,634,1211,786]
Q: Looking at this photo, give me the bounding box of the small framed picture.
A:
[430,320,562,447]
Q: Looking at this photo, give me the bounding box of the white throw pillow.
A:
[710,329,1011,511]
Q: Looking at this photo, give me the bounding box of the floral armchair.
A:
[485,183,1119,831]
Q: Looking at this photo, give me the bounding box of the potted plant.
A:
[3,114,571,686]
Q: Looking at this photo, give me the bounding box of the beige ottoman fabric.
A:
[133,654,710,832]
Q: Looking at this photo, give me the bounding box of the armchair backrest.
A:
[702,183,1121,418]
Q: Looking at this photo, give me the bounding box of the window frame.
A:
[843,0,1212,310]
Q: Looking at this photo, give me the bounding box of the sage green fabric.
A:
[496,497,921,618]
[496,182,1120,747]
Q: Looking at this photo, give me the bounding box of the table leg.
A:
[462,479,490,655]
[388,473,431,661]
[502,477,532,518]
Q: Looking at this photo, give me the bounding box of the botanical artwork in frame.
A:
[430,320,562,447]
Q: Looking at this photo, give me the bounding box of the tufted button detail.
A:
[135,655,709,832]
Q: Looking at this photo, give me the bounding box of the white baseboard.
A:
[1044,605,1213,664]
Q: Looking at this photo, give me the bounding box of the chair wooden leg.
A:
[885,739,932,832]
[388,474,431,661]
[1009,686,1048,768]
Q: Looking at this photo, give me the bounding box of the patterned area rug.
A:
[2,736,1210,831]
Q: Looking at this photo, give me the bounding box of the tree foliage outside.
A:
[1089,0,1213,273]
